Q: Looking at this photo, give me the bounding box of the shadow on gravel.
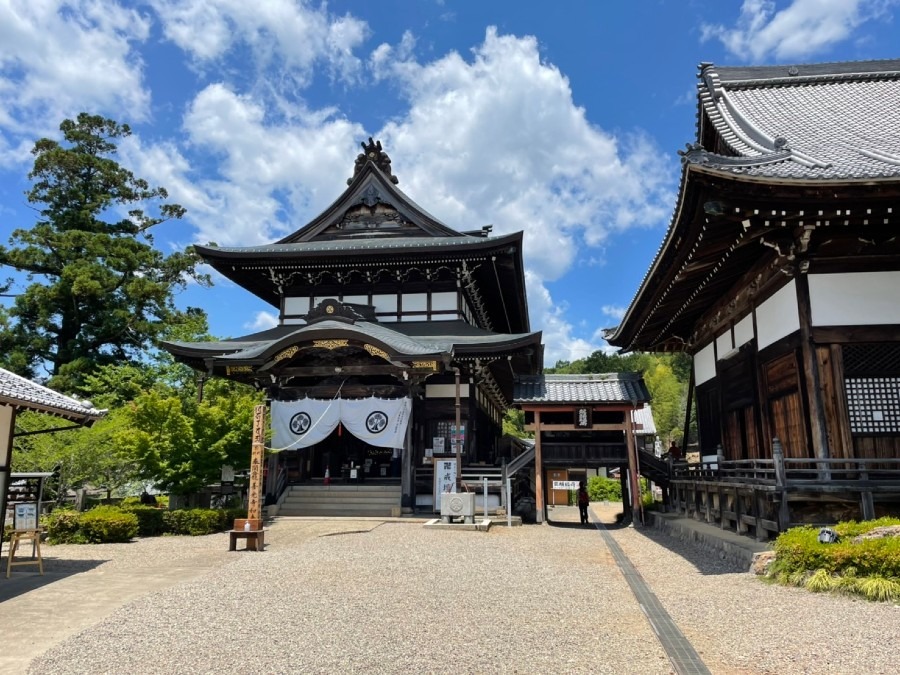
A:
[0,558,107,603]
[626,525,748,575]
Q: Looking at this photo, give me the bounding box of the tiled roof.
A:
[693,59,900,180]
[198,234,512,256]
[164,319,541,362]
[0,368,107,423]
[513,373,650,404]
[632,405,657,436]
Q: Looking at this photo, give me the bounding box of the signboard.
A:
[221,465,235,482]
[574,407,592,429]
[552,480,581,491]
[433,459,457,508]
[433,437,445,454]
[14,503,38,531]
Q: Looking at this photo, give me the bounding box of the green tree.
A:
[13,409,138,504]
[118,381,262,495]
[0,113,209,392]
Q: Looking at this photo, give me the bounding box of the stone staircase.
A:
[276,484,401,517]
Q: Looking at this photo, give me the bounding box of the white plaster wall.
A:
[734,314,754,348]
[425,384,471,398]
[372,294,398,313]
[809,271,900,326]
[403,293,428,312]
[716,331,733,360]
[432,292,458,311]
[342,295,368,305]
[283,296,310,316]
[694,343,716,385]
[756,280,800,349]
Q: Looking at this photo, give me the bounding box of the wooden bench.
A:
[228,519,265,552]
[6,529,44,578]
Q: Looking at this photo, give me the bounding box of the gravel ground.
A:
[22,507,900,675]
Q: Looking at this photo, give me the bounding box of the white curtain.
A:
[271,396,411,451]
[340,397,411,449]
[271,398,340,450]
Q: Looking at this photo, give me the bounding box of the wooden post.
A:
[859,466,875,521]
[454,367,462,490]
[682,367,695,453]
[534,410,544,524]
[772,437,790,531]
[625,408,641,524]
[0,405,16,542]
[247,404,266,522]
[795,273,830,462]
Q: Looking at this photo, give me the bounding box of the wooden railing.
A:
[668,438,900,536]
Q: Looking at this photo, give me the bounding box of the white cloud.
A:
[601,305,626,321]
[150,0,369,86]
[245,311,278,331]
[0,0,151,152]
[373,27,673,283]
[701,0,897,62]
[368,27,672,366]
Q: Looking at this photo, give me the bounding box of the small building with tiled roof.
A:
[606,59,900,536]
[1,367,106,529]
[512,373,656,523]
[163,139,542,516]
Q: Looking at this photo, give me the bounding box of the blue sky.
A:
[1,0,898,368]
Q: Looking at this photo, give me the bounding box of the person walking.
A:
[577,481,590,525]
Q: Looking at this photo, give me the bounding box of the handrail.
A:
[672,456,900,487]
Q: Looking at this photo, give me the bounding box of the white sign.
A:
[433,437,445,453]
[552,480,581,490]
[221,465,235,482]
[14,503,38,530]
[433,459,457,509]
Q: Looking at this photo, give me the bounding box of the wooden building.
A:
[1,368,106,527]
[606,59,900,535]
[162,139,542,515]
[512,373,651,523]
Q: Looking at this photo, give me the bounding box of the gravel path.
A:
[20,507,900,675]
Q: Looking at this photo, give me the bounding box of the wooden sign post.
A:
[247,404,266,522]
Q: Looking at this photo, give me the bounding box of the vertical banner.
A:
[247,404,266,521]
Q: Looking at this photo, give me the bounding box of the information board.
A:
[433,459,457,509]
[552,480,581,491]
[14,503,38,530]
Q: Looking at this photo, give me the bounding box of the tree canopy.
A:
[0,113,209,392]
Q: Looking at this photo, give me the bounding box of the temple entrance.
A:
[304,428,399,483]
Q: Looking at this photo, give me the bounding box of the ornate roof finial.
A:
[348,137,399,185]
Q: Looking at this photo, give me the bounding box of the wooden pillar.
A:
[682,367,695,451]
[401,406,414,513]
[247,404,266,522]
[534,410,544,524]
[619,470,631,520]
[795,273,829,460]
[625,407,641,524]
[0,405,17,541]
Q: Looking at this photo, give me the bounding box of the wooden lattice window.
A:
[843,344,900,435]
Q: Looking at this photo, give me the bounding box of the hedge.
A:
[44,505,244,543]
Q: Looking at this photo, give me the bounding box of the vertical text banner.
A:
[248,404,266,521]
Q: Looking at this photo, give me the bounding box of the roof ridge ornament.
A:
[348,137,399,185]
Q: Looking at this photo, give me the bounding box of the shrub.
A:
[162,508,227,536]
[78,506,139,543]
[44,509,86,544]
[119,504,167,537]
[770,518,900,602]
[588,476,621,502]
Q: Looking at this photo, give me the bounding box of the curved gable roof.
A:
[693,59,900,180]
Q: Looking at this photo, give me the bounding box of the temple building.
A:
[162,139,542,515]
[606,59,900,535]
